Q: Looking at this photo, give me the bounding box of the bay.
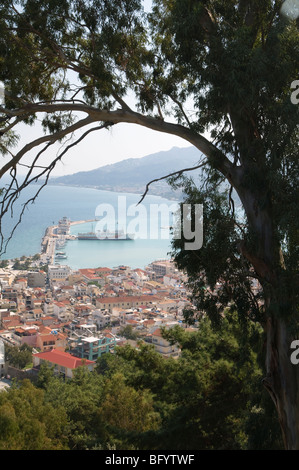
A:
[1,183,179,269]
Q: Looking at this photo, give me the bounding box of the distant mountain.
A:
[48,146,205,199]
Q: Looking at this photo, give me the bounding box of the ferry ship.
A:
[77,229,134,241]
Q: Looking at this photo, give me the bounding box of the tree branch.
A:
[0,122,114,254]
[0,115,96,178]
[0,102,236,205]
[138,159,209,204]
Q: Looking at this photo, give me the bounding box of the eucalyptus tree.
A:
[0,0,298,448]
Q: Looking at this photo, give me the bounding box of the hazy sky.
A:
[16,100,191,178]
[55,124,191,176]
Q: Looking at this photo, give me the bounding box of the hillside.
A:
[49,146,205,199]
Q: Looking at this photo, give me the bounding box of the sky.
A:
[16,112,191,177]
[55,125,191,176]
[9,0,191,178]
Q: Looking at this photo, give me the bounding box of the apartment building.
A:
[70,333,116,362]
[150,328,181,358]
[95,295,158,312]
[33,348,95,379]
[48,265,71,283]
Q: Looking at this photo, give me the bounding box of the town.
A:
[0,252,196,385]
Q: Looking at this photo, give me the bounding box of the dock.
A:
[69,219,96,226]
[40,217,96,265]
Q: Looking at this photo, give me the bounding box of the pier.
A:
[40,217,96,265]
[70,219,96,226]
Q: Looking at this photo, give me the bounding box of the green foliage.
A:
[170,177,264,326]
[0,313,282,450]
[0,2,297,308]
[119,324,139,340]
[35,361,161,450]
[5,343,33,369]
[0,380,68,450]
[157,0,299,326]
[97,313,282,450]
[12,257,32,270]
[40,365,106,449]
[97,372,161,449]
[39,264,49,273]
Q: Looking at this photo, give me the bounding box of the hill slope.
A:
[49,146,204,199]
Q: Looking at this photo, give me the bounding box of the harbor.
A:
[40,217,135,266]
[40,217,97,265]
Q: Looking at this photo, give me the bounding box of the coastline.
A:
[1,184,175,264]
[44,181,181,202]
[40,218,97,265]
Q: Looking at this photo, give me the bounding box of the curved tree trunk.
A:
[263,313,299,449]
[236,184,299,449]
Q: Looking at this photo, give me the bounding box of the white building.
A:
[91,310,112,329]
[150,328,181,358]
[42,298,53,316]
[148,260,173,277]
[48,265,71,283]
[132,269,149,286]
[57,216,71,235]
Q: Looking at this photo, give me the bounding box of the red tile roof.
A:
[54,301,66,308]
[79,268,109,279]
[97,295,158,304]
[152,328,163,337]
[15,328,26,334]
[2,319,22,329]
[26,328,38,335]
[33,349,95,369]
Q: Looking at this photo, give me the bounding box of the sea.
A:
[1,182,180,270]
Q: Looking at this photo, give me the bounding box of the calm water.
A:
[1,183,178,269]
